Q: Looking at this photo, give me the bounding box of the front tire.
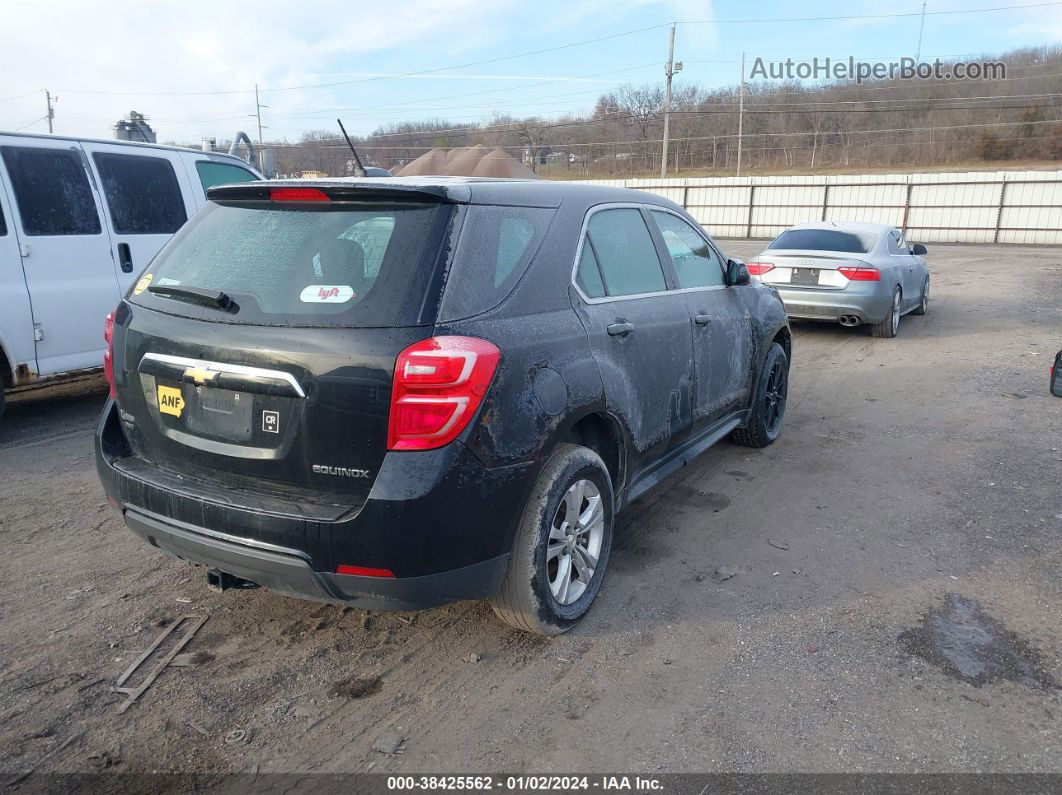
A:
[911,276,929,315]
[731,342,789,448]
[871,287,902,338]
[490,444,613,635]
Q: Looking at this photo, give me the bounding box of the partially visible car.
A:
[1052,349,1062,397]
[0,131,262,426]
[747,222,930,338]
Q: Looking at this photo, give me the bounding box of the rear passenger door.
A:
[648,209,752,428]
[572,205,694,476]
[0,138,119,376]
[888,229,918,308]
[82,143,195,294]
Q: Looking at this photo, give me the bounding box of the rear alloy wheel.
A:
[871,287,902,338]
[731,342,789,448]
[490,444,613,635]
[912,276,929,315]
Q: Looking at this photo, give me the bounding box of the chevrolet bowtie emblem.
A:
[184,366,219,385]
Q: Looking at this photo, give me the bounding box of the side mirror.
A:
[1052,351,1062,397]
[726,258,751,286]
[912,243,928,256]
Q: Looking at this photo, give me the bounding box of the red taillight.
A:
[838,266,881,281]
[269,187,330,202]
[387,336,501,451]
[336,564,395,578]
[103,311,116,398]
[746,262,775,275]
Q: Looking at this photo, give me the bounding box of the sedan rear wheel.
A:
[871,287,902,338]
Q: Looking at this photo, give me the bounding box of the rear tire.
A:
[911,276,929,315]
[871,287,901,338]
[490,444,613,635]
[731,342,789,448]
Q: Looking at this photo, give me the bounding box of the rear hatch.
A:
[748,250,874,289]
[113,184,455,513]
[749,227,878,289]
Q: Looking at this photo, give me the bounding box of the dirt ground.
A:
[1,242,1060,779]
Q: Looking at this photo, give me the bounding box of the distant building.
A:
[114,112,156,143]
[300,170,327,179]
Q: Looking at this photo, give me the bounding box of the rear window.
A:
[195,161,259,190]
[768,229,873,253]
[133,201,451,327]
[438,204,554,320]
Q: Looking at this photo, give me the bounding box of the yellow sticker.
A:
[133,273,153,295]
[157,385,185,417]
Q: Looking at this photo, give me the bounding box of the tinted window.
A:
[1,146,101,236]
[769,228,872,253]
[586,208,666,297]
[438,205,554,320]
[576,242,605,298]
[0,205,6,236]
[651,210,724,288]
[195,161,259,190]
[138,201,451,327]
[888,231,910,254]
[94,153,187,234]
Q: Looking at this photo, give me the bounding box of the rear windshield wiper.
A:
[147,284,238,313]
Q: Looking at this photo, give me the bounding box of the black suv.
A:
[95,178,790,635]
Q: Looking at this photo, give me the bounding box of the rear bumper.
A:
[124,506,508,610]
[96,399,525,610]
[772,285,892,324]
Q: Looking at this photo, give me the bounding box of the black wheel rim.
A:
[763,358,788,436]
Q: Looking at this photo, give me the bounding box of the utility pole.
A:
[736,53,745,177]
[915,0,927,61]
[660,24,678,179]
[45,90,55,133]
[254,84,264,145]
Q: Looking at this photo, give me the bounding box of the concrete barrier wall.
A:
[576,170,1062,245]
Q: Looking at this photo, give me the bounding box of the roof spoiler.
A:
[206,182,465,204]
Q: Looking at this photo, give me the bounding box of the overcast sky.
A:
[2,0,1060,144]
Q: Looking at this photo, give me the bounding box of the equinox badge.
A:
[312,465,370,479]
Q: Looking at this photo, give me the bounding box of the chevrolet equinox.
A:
[95,177,791,635]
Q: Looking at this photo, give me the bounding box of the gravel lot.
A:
[1,242,1060,778]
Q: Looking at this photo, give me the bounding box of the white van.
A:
[0,132,261,421]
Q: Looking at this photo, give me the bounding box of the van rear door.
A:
[0,168,36,383]
[82,142,197,296]
[0,136,119,376]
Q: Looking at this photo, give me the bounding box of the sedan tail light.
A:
[746,262,775,275]
[838,265,881,281]
[387,336,501,451]
[103,311,116,398]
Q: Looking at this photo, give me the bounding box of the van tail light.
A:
[103,311,116,398]
[838,265,881,281]
[746,262,775,275]
[388,336,501,451]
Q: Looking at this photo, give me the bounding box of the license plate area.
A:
[791,268,820,286]
[154,381,254,442]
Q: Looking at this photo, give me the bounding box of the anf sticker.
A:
[157,385,185,417]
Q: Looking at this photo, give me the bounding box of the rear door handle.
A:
[606,321,635,337]
[117,243,133,273]
[694,313,712,326]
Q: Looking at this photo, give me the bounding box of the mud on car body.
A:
[95,177,791,634]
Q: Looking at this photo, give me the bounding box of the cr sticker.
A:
[262,410,280,433]
[134,273,154,295]
[300,285,354,303]
[157,385,185,417]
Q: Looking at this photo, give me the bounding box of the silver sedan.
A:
[748,222,930,338]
